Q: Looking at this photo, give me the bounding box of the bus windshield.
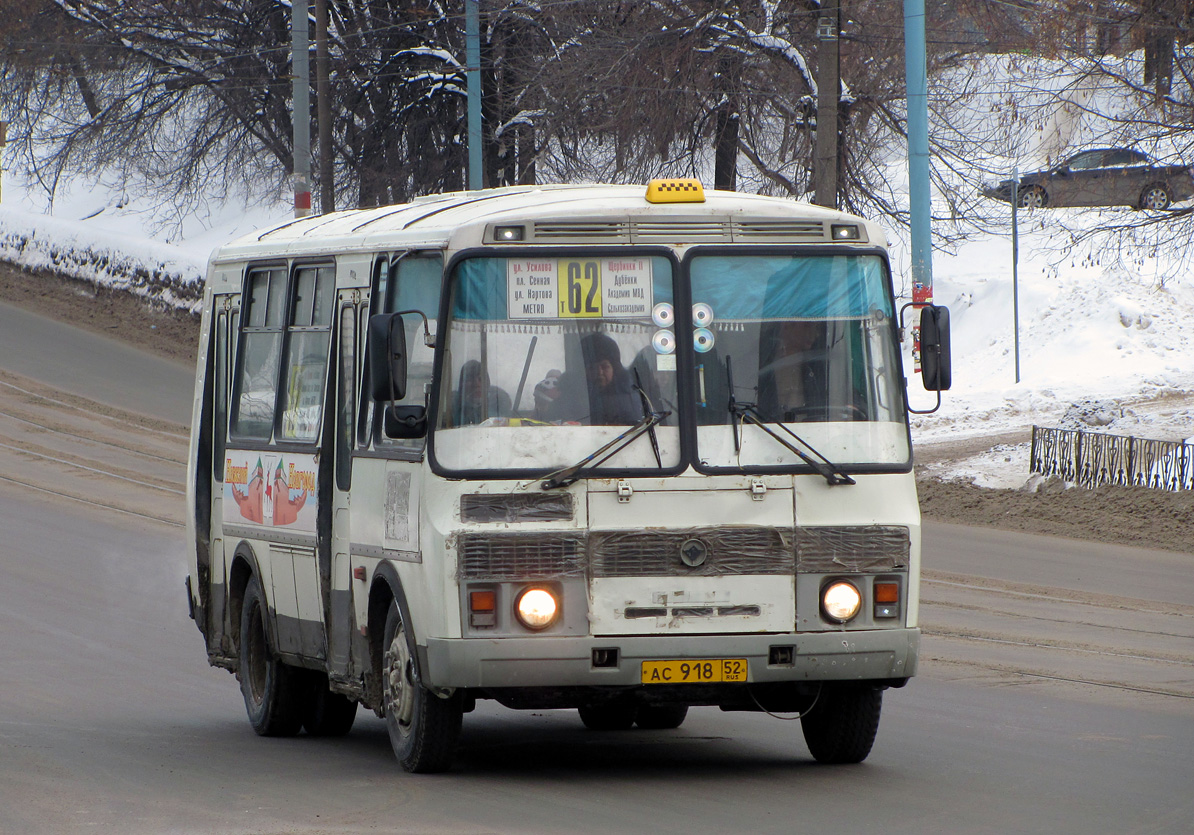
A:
[432,253,681,476]
[689,252,909,470]
[431,250,909,476]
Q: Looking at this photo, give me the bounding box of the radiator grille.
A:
[590,527,794,577]
[795,526,909,572]
[457,534,585,580]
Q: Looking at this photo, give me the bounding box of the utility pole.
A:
[903,0,933,377]
[814,0,840,209]
[465,0,483,191]
[292,0,312,217]
[904,0,932,304]
[1011,169,1021,384]
[314,0,333,214]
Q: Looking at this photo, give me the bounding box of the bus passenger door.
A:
[327,285,366,678]
[208,302,234,655]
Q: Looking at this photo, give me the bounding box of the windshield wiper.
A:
[725,355,855,487]
[633,367,663,468]
[540,408,670,490]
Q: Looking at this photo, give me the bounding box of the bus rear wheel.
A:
[239,576,304,736]
[382,601,462,772]
[800,685,882,764]
[578,701,639,730]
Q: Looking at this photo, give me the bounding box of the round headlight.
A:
[515,587,559,630]
[822,581,862,623]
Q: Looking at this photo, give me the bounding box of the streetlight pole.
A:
[813,0,840,209]
[292,0,312,217]
[1011,168,1021,384]
[465,0,483,191]
[314,0,333,214]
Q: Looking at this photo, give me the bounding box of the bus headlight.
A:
[822,581,862,623]
[515,587,559,630]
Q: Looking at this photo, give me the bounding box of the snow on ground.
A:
[2,167,1192,489]
[900,219,1194,488]
[0,174,288,312]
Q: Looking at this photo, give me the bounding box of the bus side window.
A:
[336,303,357,491]
[279,265,335,442]
[213,309,230,480]
[375,253,442,448]
[357,257,388,448]
[231,268,287,439]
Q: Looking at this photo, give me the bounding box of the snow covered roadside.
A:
[0,205,205,312]
[0,176,289,314]
[901,228,1194,489]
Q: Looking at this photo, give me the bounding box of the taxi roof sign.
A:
[645,178,705,204]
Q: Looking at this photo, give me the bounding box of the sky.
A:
[2,143,1192,491]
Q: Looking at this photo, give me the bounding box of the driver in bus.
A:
[453,360,512,425]
[550,332,642,425]
[757,319,828,421]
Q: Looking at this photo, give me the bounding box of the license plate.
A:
[641,658,748,684]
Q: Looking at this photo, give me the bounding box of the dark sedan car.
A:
[982,148,1194,210]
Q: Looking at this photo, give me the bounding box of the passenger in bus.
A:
[532,368,563,420]
[453,360,512,425]
[757,319,829,421]
[551,332,643,425]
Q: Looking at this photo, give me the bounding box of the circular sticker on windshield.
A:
[693,327,715,353]
[692,303,714,327]
[652,330,676,354]
[652,302,675,328]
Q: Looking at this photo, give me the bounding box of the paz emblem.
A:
[679,538,709,568]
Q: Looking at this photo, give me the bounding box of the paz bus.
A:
[185,179,951,772]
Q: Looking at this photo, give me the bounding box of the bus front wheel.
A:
[382,601,463,772]
[578,701,638,730]
[800,685,882,764]
[635,704,689,730]
[239,575,305,736]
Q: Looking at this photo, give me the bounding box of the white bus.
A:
[185,179,950,772]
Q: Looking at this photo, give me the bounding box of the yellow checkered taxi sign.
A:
[645,178,706,203]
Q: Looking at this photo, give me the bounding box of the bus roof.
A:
[209,184,886,264]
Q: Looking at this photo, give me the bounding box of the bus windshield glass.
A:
[689,252,909,470]
[433,254,681,475]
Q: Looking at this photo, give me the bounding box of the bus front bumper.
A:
[422,628,918,690]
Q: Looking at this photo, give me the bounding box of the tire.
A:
[239,576,305,737]
[382,600,462,773]
[800,686,882,764]
[302,671,358,737]
[578,701,639,730]
[1017,185,1047,209]
[635,704,688,730]
[1139,183,1171,210]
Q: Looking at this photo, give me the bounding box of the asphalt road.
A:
[0,306,1190,834]
[0,300,194,425]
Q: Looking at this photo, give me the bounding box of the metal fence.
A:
[1030,425,1194,491]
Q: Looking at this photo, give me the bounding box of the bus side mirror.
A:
[384,405,427,439]
[920,305,952,392]
[369,313,408,401]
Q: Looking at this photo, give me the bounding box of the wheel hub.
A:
[384,627,416,735]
